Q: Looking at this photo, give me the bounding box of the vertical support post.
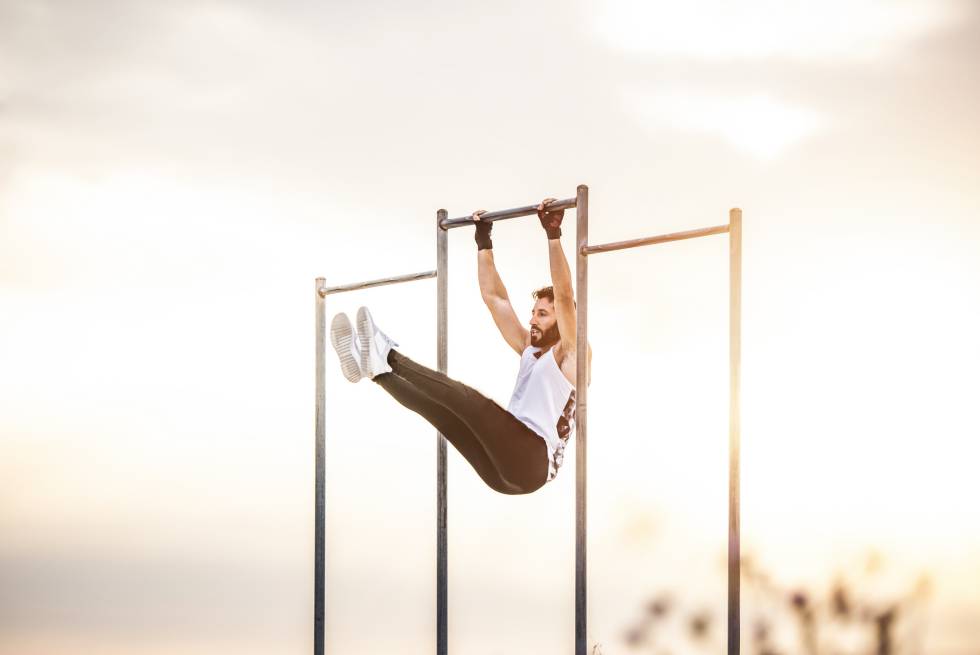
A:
[436,210,449,655]
[728,209,742,655]
[574,185,589,655]
[314,277,326,655]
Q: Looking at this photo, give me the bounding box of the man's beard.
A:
[530,324,561,349]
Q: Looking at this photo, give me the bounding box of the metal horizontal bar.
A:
[440,197,577,230]
[582,224,730,256]
[318,270,437,297]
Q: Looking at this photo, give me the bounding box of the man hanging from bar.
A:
[329,198,593,495]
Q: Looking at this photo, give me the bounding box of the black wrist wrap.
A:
[538,207,564,240]
[474,222,493,250]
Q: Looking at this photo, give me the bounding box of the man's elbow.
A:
[481,291,508,306]
[554,291,575,306]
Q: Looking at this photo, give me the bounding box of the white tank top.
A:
[506,345,576,483]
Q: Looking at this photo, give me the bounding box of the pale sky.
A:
[1,1,979,654]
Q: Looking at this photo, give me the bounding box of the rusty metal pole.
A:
[728,208,742,655]
[575,185,589,655]
[436,210,449,655]
[440,198,577,229]
[314,277,326,655]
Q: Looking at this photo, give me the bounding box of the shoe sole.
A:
[356,307,373,378]
[330,314,362,383]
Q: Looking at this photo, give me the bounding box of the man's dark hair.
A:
[532,285,576,308]
[532,286,555,302]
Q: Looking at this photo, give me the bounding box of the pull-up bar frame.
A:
[314,185,742,655]
[319,270,437,297]
[439,197,577,229]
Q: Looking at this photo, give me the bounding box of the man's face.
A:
[529,298,560,348]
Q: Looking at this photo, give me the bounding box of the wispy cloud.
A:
[592,0,966,159]
[621,87,825,159]
[590,0,964,61]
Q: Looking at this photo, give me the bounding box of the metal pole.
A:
[436,210,449,655]
[440,197,577,229]
[314,277,326,655]
[575,185,589,655]
[314,268,437,654]
[582,224,729,256]
[728,208,742,655]
[319,270,437,296]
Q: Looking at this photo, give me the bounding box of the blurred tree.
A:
[614,550,932,655]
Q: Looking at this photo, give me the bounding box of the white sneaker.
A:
[330,313,363,383]
[356,306,399,379]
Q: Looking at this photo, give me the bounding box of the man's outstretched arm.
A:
[537,199,576,352]
[546,236,577,352]
[474,212,529,355]
[539,199,592,383]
